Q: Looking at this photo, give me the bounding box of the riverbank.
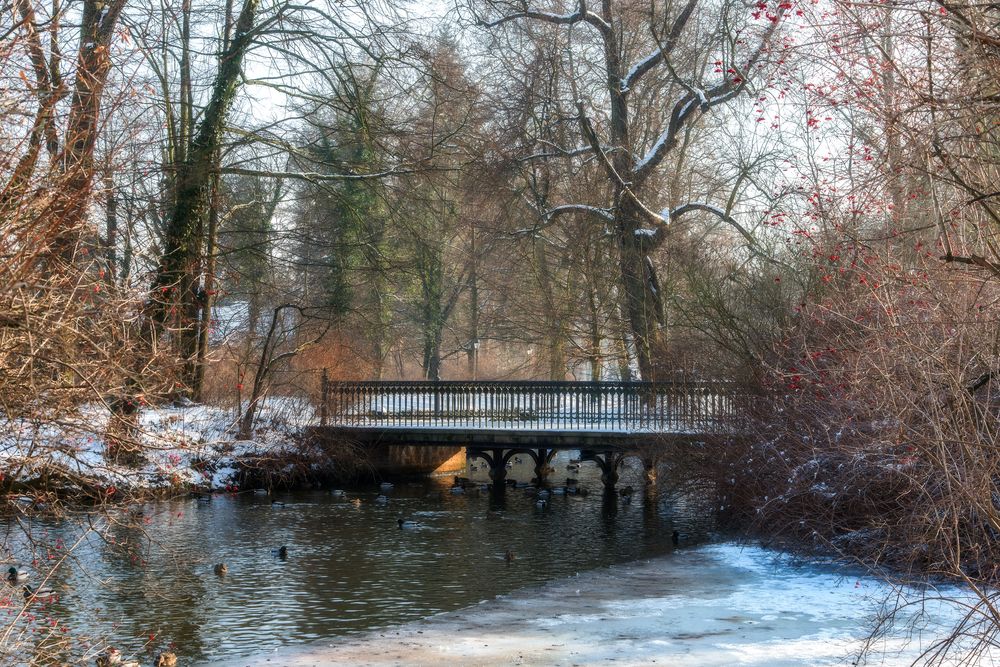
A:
[0,399,318,500]
[221,543,989,667]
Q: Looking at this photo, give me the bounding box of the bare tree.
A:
[466,0,786,379]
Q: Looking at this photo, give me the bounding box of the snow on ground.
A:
[0,398,316,493]
[219,543,995,667]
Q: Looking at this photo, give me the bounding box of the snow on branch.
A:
[668,202,780,268]
[519,144,597,161]
[480,0,611,35]
[631,13,786,184]
[632,93,700,177]
[620,0,698,91]
[547,204,614,221]
[512,199,613,237]
[670,202,752,241]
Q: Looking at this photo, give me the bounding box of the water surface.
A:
[2,452,714,664]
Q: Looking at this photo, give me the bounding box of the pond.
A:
[0,451,716,665]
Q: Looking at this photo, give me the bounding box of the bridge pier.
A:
[643,458,657,486]
[582,450,626,491]
[468,448,519,487]
[528,448,557,486]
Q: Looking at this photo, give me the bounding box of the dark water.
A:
[1,452,716,664]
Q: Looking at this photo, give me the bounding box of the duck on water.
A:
[22,584,55,600]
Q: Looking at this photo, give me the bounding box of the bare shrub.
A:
[693,239,1000,660]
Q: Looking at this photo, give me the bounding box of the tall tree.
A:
[396,34,483,379]
[290,65,398,375]
[470,0,785,379]
[147,0,260,395]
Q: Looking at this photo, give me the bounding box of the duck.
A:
[95,648,121,667]
[621,492,633,505]
[397,518,421,529]
[374,495,389,505]
[330,489,345,498]
[213,563,228,576]
[270,500,286,508]
[504,549,515,563]
[566,463,580,472]
[7,566,27,585]
[253,488,268,496]
[95,649,140,667]
[272,546,288,559]
[535,499,547,509]
[513,457,523,465]
[22,584,54,600]
[154,653,178,667]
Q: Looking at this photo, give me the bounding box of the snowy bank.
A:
[221,543,994,667]
[0,398,317,496]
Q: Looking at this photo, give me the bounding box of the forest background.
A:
[2,0,1000,661]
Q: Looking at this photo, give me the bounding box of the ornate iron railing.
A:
[319,379,742,433]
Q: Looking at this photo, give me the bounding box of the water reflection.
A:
[3,451,716,664]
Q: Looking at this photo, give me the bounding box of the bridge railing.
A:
[320,380,742,433]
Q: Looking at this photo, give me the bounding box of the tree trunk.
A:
[586,278,603,381]
[48,0,126,259]
[467,227,479,380]
[148,0,261,381]
[616,198,664,380]
[0,0,60,216]
[547,336,566,380]
[423,327,442,381]
[104,173,117,282]
[192,166,221,401]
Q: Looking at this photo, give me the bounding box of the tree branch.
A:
[480,0,611,36]
[940,253,1000,278]
[620,0,698,91]
[632,15,784,184]
[575,101,666,225]
[219,165,445,182]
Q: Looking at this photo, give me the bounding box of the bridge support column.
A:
[468,448,508,489]
[581,451,625,491]
[531,448,557,486]
[473,448,517,487]
[643,458,657,486]
[490,449,507,486]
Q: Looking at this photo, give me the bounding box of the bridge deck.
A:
[314,380,742,450]
[316,425,710,450]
